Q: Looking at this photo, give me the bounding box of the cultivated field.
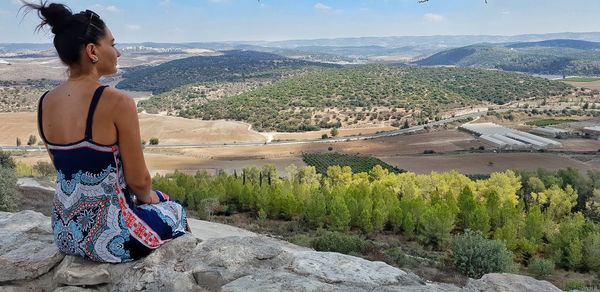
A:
[379,153,600,175]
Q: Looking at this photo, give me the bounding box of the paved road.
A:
[0,110,494,152]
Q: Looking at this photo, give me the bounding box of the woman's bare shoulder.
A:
[102,87,136,111]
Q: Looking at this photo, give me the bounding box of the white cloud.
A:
[423,13,445,23]
[106,5,120,12]
[501,10,511,15]
[160,0,171,6]
[314,3,332,12]
[127,24,142,31]
[91,4,120,13]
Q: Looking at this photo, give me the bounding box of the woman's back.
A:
[40,81,118,146]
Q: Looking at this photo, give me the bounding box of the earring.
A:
[91,58,98,64]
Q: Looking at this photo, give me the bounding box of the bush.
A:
[452,229,516,279]
[584,232,600,272]
[149,137,159,145]
[528,257,555,279]
[27,135,37,146]
[562,280,585,291]
[0,166,17,211]
[0,151,15,169]
[311,231,367,255]
[321,134,328,139]
[33,161,56,179]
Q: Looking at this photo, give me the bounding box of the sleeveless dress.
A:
[38,85,188,263]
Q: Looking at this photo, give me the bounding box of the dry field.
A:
[0,112,266,146]
[565,80,600,91]
[0,58,67,81]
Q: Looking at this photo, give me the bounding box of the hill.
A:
[115,50,340,94]
[139,65,572,132]
[415,39,600,76]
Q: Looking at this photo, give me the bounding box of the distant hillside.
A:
[506,39,600,50]
[415,39,600,76]
[116,50,340,94]
[139,65,572,132]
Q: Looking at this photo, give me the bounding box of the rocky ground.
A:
[0,210,563,291]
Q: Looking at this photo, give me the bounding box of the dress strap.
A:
[85,85,109,141]
[37,91,50,144]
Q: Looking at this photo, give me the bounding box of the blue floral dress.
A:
[38,85,187,263]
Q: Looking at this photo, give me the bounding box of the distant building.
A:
[583,126,600,140]
[460,122,561,150]
[530,127,570,138]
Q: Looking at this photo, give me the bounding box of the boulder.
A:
[0,210,64,282]
[464,273,562,292]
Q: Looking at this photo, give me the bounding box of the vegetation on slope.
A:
[415,40,600,76]
[153,65,571,131]
[152,164,600,282]
[116,50,340,94]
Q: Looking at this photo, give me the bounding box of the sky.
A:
[2,0,600,43]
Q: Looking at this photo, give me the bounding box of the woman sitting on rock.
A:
[22,1,189,263]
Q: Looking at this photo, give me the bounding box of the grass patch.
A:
[302,152,404,175]
[526,118,577,127]
[564,76,600,82]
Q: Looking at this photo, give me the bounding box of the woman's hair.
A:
[21,1,107,65]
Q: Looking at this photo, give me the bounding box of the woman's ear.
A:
[85,43,98,63]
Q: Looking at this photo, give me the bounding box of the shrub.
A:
[0,166,17,212]
[584,232,600,272]
[311,231,367,255]
[0,151,15,169]
[149,137,159,145]
[528,257,555,279]
[27,135,37,146]
[33,161,56,179]
[451,229,516,279]
[321,134,328,139]
[562,280,585,291]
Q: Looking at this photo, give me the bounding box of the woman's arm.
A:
[112,90,159,204]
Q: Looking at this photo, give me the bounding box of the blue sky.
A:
[2,0,600,43]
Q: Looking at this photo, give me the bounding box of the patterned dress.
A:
[38,85,187,263]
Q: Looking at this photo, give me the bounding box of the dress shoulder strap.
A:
[84,85,109,141]
[37,91,50,144]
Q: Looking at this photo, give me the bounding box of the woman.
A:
[23,2,189,263]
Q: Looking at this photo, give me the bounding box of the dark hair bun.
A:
[39,3,73,34]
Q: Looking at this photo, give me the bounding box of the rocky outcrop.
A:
[0,211,561,292]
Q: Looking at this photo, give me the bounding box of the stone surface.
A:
[291,251,423,288]
[53,256,111,286]
[0,210,64,282]
[464,273,563,292]
[0,211,565,292]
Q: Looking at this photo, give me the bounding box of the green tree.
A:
[16,137,21,147]
[304,191,327,228]
[583,232,600,272]
[418,203,456,249]
[149,137,160,145]
[328,195,351,232]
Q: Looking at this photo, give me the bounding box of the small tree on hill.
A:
[330,127,339,137]
[27,135,37,146]
[16,137,21,147]
[149,137,159,145]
